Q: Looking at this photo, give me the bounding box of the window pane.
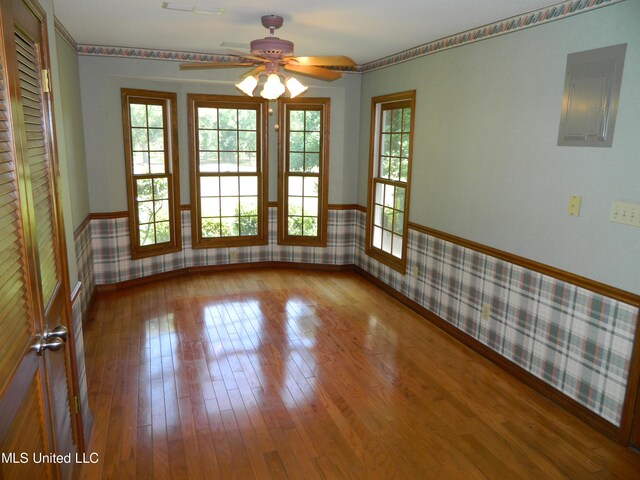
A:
[289,153,304,172]
[392,234,403,258]
[392,109,402,132]
[239,176,257,196]
[288,216,303,236]
[238,109,256,130]
[290,132,304,151]
[403,108,411,131]
[150,152,165,174]
[221,217,239,236]
[138,201,154,223]
[132,128,148,150]
[393,212,404,234]
[139,224,155,246]
[303,217,318,236]
[240,196,258,215]
[380,157,390,179]
[401,134,410,158]
[155,200,169,222]
[199,151,219,172]
[133,152,149,175]
[373,226,383,249]
[391,134,401,156]
[239,152,257,172]
[238,131,256,151]
[219,109,237,129]
[130,104,147,127]
[147,105,163,128]
[202,218,221,238]
[290,110,304,130]
[239,216,258,236]
[199,108,218,129]
[305,132,320,152]
[220,197,238,216]
[289,176,303,196]
[384,184,395,207]
[220,130,238,151]
[381,134,390,156]
[220,176,239,196]
[304,153,319,173]
[287,196,301,216]
[154,178,169,199]
[200,177,219,196]
[304,177,319,197]
[374,205,383,227]
[306,110,320,131]
[137,179,153,201]
[382,110,391,133]
[201,197,220,217]
[382,229,392,252]
[389,157,401,181]
[303,197,318,216]
[220,152,239,172]
[156,221,170,243]
[199,130,218,150]
[374,182,384,204]
[382,207,393,230]
[400,161,408,182]
[395,187,405,211]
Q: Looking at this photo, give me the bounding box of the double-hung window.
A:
[278,98,330,246]
[121,89,181,258]
[188,94,268,247]
[366,91,416,272]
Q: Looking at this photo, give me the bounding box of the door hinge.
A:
[41,69,50,93]
[74,395,79,414]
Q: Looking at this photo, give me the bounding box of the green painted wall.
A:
[77,56,361,212]
[55,33,90,231]
[358,1,640,293]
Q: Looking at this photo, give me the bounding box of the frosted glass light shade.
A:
[260,74,286,100]
[286,77,308,98]
[235,76,258,96]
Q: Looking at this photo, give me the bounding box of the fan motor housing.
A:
[250,37,294,57]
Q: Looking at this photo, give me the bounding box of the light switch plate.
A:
[568,195,581,216]
[610,202,640,227]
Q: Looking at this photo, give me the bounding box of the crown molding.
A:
[67,0,623,72]
[54,16,78,51]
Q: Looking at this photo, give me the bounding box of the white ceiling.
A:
[53,0,563,65]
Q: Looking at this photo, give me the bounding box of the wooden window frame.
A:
[188,94,268,248]
[121,89,182,259]
[365,91,416,273]
[277,97,330,247]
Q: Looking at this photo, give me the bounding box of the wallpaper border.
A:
[63,0,624,72]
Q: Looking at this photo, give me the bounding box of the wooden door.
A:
[0,0,82,478]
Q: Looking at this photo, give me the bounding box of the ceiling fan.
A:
[179,15,356,99]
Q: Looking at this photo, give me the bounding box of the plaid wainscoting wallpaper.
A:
[74,207,638,426]
[90,208,357,284]
[354,211,638,426]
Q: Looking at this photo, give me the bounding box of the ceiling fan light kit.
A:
[181,14,356,101]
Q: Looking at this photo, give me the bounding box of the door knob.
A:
[30,336,64,355]
[44,325,68,342]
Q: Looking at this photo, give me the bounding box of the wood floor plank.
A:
[82,269,640,479]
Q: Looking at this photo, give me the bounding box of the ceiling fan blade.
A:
[226,49,269,63]
[180,61,255,70]
[242,65,266,77]
[288,56,356,67]
[284,64,342,81]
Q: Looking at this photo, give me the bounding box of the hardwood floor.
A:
[81,269,640,479]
